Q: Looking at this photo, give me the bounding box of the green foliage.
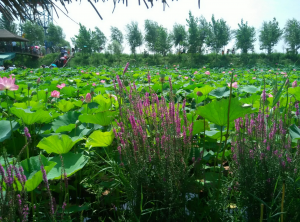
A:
[0,120,19,142]
[47,23,69,47]
[71,23,93,53]
[234,19,256,54]
[206,15,231,53]
[259,18,283,54]
[21,21,44,45]
[85,130,114,148]
[284,18,300,54]
[0,14,18,34]
[125,21,143,54]
[144,19,159,53]
[92,27,107,52]
[110,26,123,45]
[172,23,187,52]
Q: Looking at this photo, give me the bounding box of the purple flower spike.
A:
[24,127,31,141]
[123,62,129,74]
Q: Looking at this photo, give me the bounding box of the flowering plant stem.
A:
[281,182,285,222]
[6,89,16,155]
[216,71,234,200]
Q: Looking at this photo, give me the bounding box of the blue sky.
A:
[52,0,300,53]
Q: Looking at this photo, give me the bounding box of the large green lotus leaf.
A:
[37,134,83,154]
[192,120,210,135]
[289,124,300,140]
[13,101,44,111]
[0,120,19,142]
[20,154,56,191]
[93,94,112,111]
[196,98,256,126]
[288,87,300,101]
[194,85,215,96]
[240,85,260,94]
[205,130,226,139]
[57,100,75,112]
[239,94,260,105]
[85,130,114,148]
[10,107,52,125]
[31,90,49,102]
[209,87,230,98]
[79,112,113,126]
[61,86,76,97]
[0,156,16,166]
[66,124,93,141]
[47,153,89,180]
[52,111,80,133]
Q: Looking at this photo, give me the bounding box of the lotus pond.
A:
[1,64,300,221]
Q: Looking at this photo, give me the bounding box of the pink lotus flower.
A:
[269,94,273,98]
[156,72,159,75]
[10,74,15,77]
[292,80,297,88]
[278,68,280,70]
[85,93,92,103]
[173,65,176,67]
[96,72,99,75]
[194,71,198,74]
[205,71,210,75]
[268,70,271,72]
[100,80,105,83]
[234,75,237,77]
[81,70,84,73]
[252,77,256,79]
[30,71,33,73]
[179,75,182,77]
[57,83,66,89]
[281,72,286,75]
[92,83,96,87]
[284,75,288,78]
[109,94,117,101]
[184,76,188,80]
[228,71,232,74]
[203,66,206,69]
[222,71,225,74]
[51,90,60,98]
[0,76,19,91]
[191,79,195,81]
[293,69,296,71]
[227,82,238,88]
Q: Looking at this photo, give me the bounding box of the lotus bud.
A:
[37,77,41,84]
[197,91,203,97]
[85,93,92,103]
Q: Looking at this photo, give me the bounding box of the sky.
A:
[50,0,300,54]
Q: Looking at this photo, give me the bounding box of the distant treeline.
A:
[8,52,300,69]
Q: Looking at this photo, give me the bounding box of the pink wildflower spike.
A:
[51,90,60,98]
[0,76,19,91]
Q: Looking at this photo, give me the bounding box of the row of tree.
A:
[0,14,69,48]
[72,11,300,55]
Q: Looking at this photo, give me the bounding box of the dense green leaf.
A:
[85,130,114,148]
[0,120,19,142]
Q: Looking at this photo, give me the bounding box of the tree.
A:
[0,14,18,34]
[154,26,172,56]
[107,40,123,55]
[206,15,231,53]
[186,11,199,53]
[172,23,187,53]
[284,18,300,54]
[259,18,283,54]
[91,27,107,52]
[234,19,256,54]
[125,21,143,54]
[47,23,68,47]
[144,20,159,53]
[71,23,93,53]
[110,27,123,45]
[186,12,208,53]
[21,21,44,45]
